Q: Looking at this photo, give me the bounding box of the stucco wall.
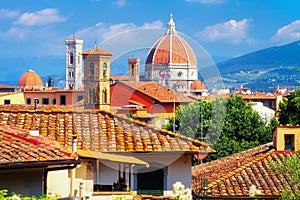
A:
[0,92,25,104]
[0,169,43,197]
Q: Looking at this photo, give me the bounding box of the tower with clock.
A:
[65,35,83,90]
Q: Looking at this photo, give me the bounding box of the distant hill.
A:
[217,40,300,91]
[1,41,300,92]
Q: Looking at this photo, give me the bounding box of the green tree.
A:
[164,95,276,162]
[270,153,300,200]
[278,88,300,125]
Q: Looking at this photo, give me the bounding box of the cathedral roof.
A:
[17,70,43,87]
[146,14,197,65]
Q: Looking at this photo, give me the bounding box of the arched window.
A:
[103,63,107,79]
[70,52,74,64]
[90,63,94,79]
[89,88,95,104]
[131,64,134,76]
[102,88,107,104]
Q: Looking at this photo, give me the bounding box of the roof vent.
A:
[29,130,39,136]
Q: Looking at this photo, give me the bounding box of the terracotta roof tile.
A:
[119,81,193,103]
[0,105,214,154]
[192,143,299,197]
[0,124,76,165]
[82,46,112,56]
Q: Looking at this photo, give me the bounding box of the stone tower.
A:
[82,45,112,110]
[65,37,83,90]
[128,57,140,82]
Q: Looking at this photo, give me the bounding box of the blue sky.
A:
[1,0,300,59]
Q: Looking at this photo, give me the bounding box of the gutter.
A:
[0,159,80,170]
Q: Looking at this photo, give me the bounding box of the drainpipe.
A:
[70,136,77,196]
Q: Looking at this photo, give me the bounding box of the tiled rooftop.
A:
[119,81,193,103]
[192,143,299,196]
[0,123,76,165]
[0,105,213,154]
[82,46,112,56]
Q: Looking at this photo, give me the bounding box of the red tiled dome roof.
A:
[146,14,197,65]
[18,70,43,87]
[191,80,206,91]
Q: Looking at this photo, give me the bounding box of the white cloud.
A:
[13,8,66,26]
[0,9,19,19]
[103,23,136,40]
[142,20,163,28]
[76,20,163,43]
[185,0,227,4]
[112,0,127,7]
[196,18,252,44]
[272,20,300,43]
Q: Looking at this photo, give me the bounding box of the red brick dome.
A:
[146,14,197,65]
[191,80,206,91]
[18,70,43,87]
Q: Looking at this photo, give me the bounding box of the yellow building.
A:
[273,126,300,153]
[0,92,25,105]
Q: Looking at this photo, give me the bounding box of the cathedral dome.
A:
[146,14,197,65]
[18,70,43,87]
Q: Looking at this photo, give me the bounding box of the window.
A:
[131,64,134,76]
[284,134,295,151]
[102,88,107,104]
[42,98,49,105]
[60,95,66,105]
[78,55,81,64]
[26,98,31,105]
[70,52,74,64]
[90,63,95,78]
[103,63,107,78]
[89,89,95,104]
[52,99,56,105]
[77,95,84,102]
[4,99,10,105]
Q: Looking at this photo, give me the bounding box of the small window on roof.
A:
[284,134,295,151]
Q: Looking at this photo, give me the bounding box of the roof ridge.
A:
[207,148,275,188]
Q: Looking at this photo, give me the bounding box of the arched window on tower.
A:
[70,52,74,64]
[89,88,95,104]
[131,64,134,76]
[90,63,94,79]
[102,88,107,104]
[103,63,107,79]
[78,55,80,64]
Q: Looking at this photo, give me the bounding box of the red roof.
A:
[82,46,112,56]
[0,104,214,154]
[190,80,207,91]
[0,123,77,166]
[146,34,197,65]
[192,143,298,197]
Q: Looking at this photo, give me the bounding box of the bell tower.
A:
[82,45,112,110]
[128,57,140,82]
[65,36,83,90]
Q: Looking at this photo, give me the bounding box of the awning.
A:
[75,149,148,166]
